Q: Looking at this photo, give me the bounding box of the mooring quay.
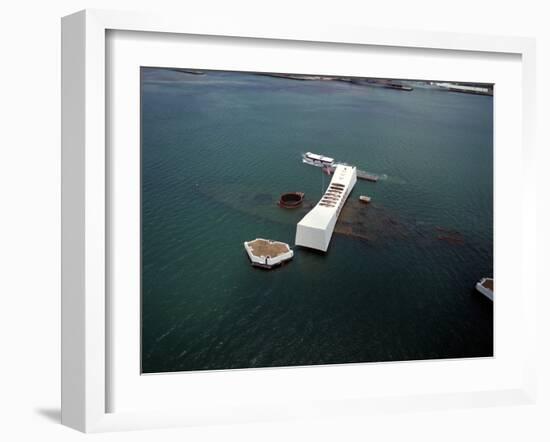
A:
[356,169,379,182]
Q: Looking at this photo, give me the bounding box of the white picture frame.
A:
[61,9,537,433]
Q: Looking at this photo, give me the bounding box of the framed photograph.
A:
[61,9,537,432]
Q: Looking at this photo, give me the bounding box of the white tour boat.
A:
[302,152,335,168]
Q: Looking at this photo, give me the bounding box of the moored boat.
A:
[356,170,379,182]
[475,277,493,301]
[359,195,371,204]
[302,152,335,168]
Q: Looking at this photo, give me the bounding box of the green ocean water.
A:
[141,68,493,373]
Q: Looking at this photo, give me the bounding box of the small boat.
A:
[302,152,335,168]
[279,192,305,208]
[359,195,371,204]
[475,277,493,301]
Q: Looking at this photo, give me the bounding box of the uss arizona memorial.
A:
[295,164,357,252]
[244,161,357,268]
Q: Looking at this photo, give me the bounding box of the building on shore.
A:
[432,82,493,96]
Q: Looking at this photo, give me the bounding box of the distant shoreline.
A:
[255,72,493,96]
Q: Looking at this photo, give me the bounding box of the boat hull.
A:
[302,158,334,168]
[475,278,494,301]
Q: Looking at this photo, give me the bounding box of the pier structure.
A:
[295,164,357,252]
[323,164,378,182]
[356,169,379,182]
